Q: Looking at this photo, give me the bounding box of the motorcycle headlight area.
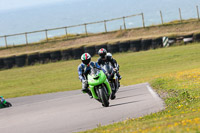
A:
[92,71,100,79]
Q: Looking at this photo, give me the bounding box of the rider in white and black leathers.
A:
[78,53,106,98]
[97,48,122,85]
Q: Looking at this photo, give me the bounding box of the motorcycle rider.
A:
[97,48,122,85]
[0,96,4,104]
[0,96,12,108]
[78,53,106,98]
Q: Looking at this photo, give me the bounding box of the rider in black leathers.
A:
[97,48,122,85]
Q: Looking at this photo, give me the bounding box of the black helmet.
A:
[81,53,91,65]
[98,48,107,59]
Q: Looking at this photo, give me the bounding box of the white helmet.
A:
[107,52,112,58]
[81,53,91,65]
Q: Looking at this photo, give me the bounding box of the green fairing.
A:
[0,104,4,108]
[3,100,6,104]
[88,70,112,100]
[0,99,6,108]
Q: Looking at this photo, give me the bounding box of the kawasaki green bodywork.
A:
[0,97,7,108]
[88,70,112,99]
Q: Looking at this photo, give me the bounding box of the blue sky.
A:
[0,0,66,11]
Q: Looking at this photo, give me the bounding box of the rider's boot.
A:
[82,88,93,99]
[87,91,93,99]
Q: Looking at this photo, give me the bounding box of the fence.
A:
[0,5,200,48]
[0,13,144,48]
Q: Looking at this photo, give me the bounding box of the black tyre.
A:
[61,48,73,60]
[39,51,51,64]
[141,39,152,50]
[111,79,118,100]
[15,54,27,67]
[115,78,119,92]
[193,33,200,42]
[50,50,62,62]
[110,82,116,100]
[72,47,84,60]
[99,88,109,107]
[152,37,163,49]
[118,40,130,52]
[107,42,119,53]
[84,46,96,56]
[182,34,193,38]
[3,56,15,69]
[4,101,12,107]
[27,52,39,65]
[110,94,116,100]
[0,58,4,69]
[129,39,141,52]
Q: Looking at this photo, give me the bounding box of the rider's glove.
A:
[82,80,88,84]
[113,68,118,72]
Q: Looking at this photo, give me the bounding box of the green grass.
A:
[80,68,200,133]
[1,42,200,132]
[1,43,200,98]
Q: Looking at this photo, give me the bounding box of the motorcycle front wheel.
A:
[99,88,109,107]
[4,102,12,107]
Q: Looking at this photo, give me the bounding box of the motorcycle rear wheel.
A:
[110,81,116,100]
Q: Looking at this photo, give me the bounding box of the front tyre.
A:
[4,102,12,107]
[99,88,109,107]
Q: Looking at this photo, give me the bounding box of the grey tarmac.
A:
[0,83,165,133]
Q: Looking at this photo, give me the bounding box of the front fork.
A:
[89,79,112,100]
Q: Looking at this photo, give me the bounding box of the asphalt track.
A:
[0,83,165,133]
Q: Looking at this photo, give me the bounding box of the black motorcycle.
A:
[101,62,119,100]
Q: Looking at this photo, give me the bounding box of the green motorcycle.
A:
[87,67,112,107]
[0,96,12,109]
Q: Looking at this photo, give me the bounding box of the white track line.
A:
[146,85,160,100]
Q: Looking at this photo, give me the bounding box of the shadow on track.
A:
[118,87,141,93]
[109,100,143,107]
[115,93,149,100]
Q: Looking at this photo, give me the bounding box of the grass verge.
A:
[1,43,200,98]
[79,61,200,133]
[1,42,200,132]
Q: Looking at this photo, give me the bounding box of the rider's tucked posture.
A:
[0,96,5,104]
[78,53,105,98]
[97,48,122,84]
